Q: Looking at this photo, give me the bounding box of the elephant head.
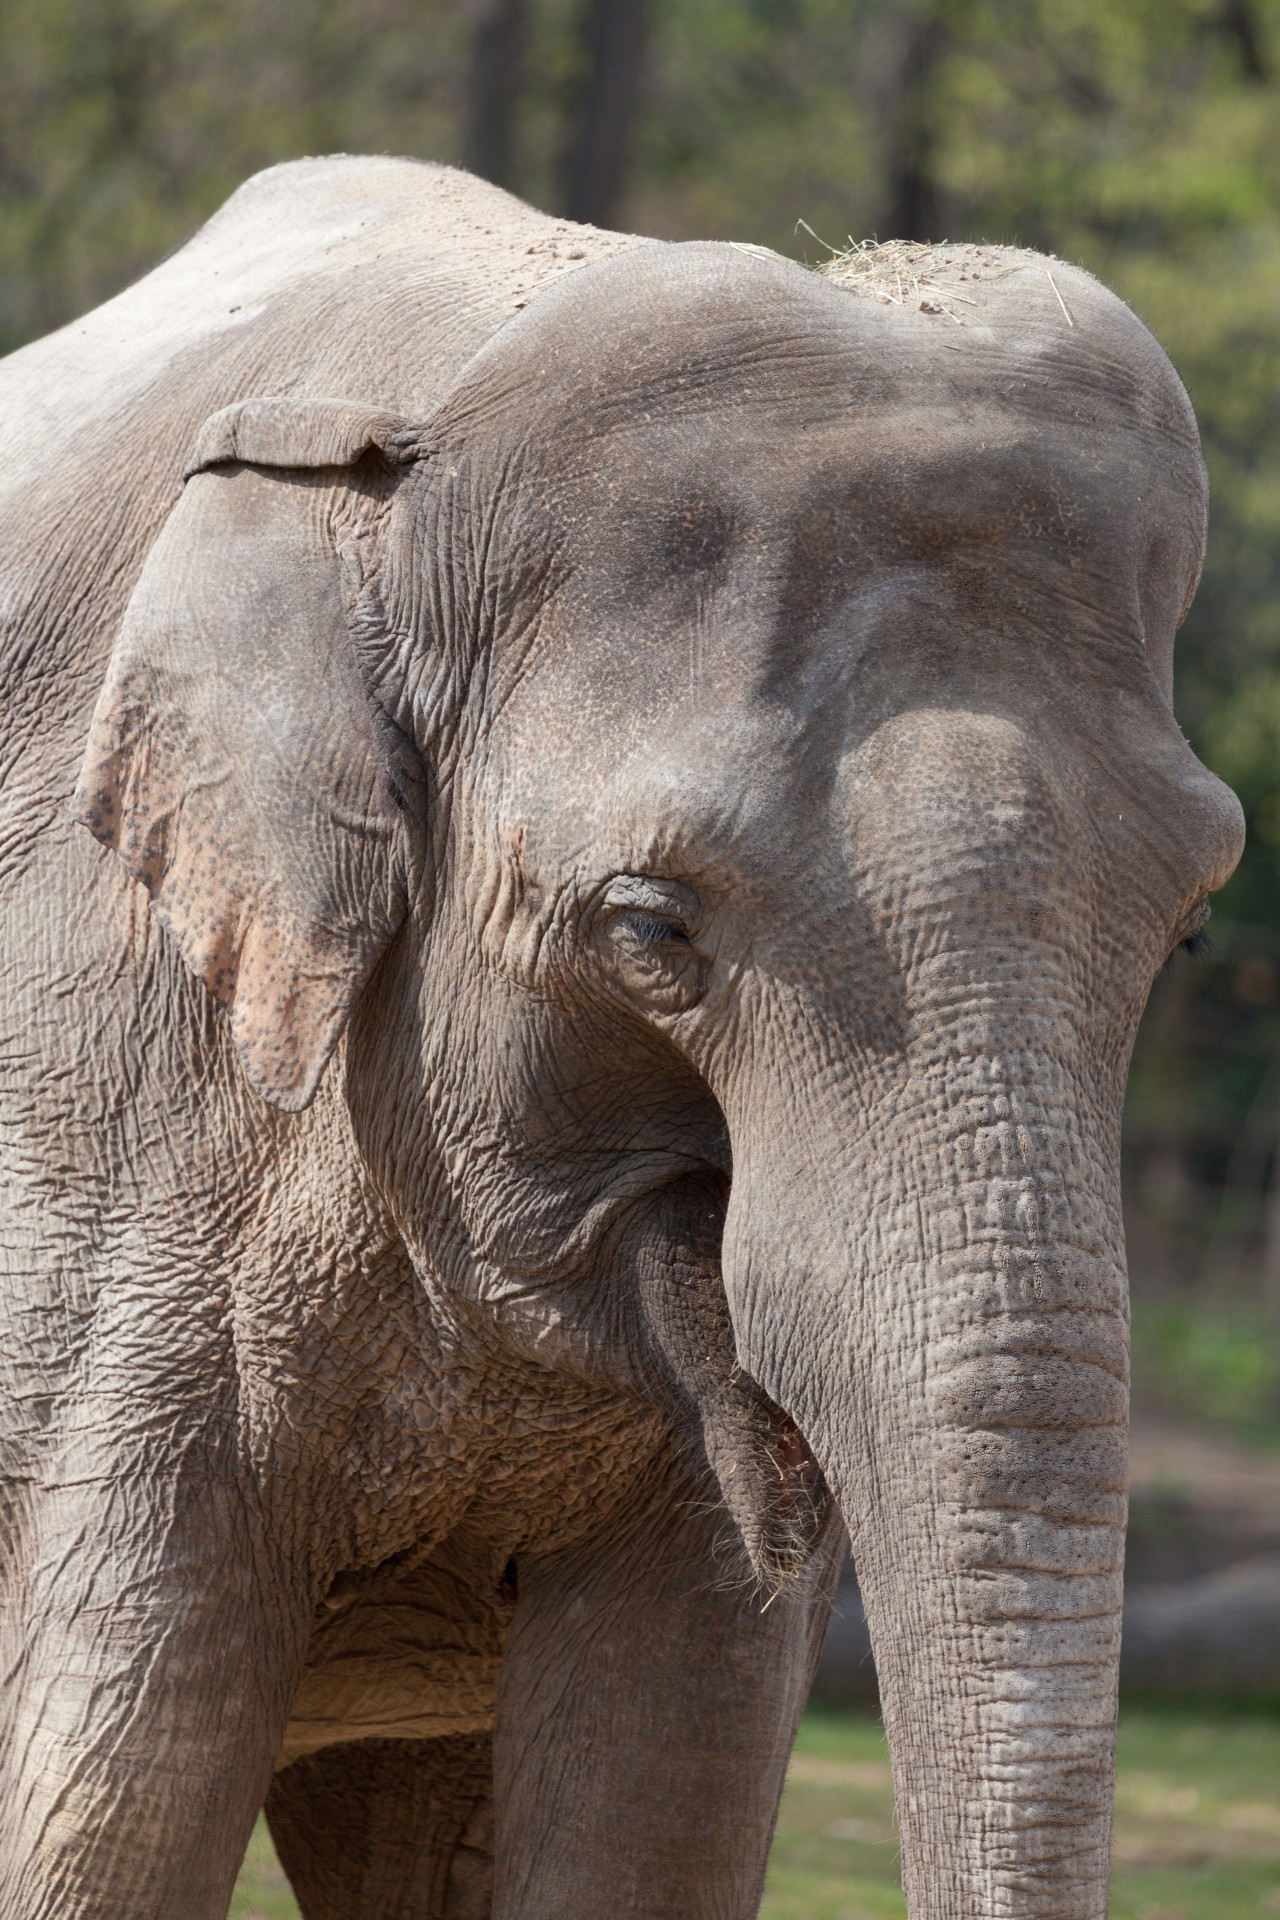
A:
[76,241,1243,1916]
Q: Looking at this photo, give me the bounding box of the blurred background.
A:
[7,3,1280,1913]
[6,0,1280,1442]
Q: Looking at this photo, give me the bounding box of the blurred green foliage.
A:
[1132,1297,1280,1434]
[0,0,464,348]
[3,0,1280,1416]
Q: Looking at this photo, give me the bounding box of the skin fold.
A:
[0,156,1243,1918]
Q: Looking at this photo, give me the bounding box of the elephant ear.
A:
[75,396,426,1113]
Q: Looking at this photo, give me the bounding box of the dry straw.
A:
[729,227,1077,330]
[815,234,1075,328]
[818,238,982,325]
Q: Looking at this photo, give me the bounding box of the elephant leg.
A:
[265,1733,494,1920]
[0,1450,311,1920]
[491,1472,845,1920]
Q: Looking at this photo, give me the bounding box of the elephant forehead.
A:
[481,457,1173,793]
[523,405,1173,601]
[461,343,1203,708]
[442,235,1201,471]
[435,242,1206,719]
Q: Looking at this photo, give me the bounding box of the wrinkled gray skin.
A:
[0,154,1244,1920]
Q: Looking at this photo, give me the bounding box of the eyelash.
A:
[1182,928,1213,960]
[622,910,691,948]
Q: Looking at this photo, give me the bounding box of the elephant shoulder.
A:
[0,155,647,486]
[0,156,646,756]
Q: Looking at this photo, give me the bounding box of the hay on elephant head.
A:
[816,236,1056,325]
[818,238,941,302]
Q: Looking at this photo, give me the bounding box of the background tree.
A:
[562,0,650,223]
[462,0,529,187]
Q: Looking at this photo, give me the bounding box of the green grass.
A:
[762,1707,1280,1920]
[227,1820,297,1920]
[761,1710,903,1920]
[229,1708,1280,1918]
[1108,1714,1280,1920]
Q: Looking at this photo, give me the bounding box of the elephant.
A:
[0,152,1243,1920]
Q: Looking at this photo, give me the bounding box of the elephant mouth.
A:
[772,1411,814,1479]
[723,1398,832,1597]
[770,1411,830,1558]
[615,1166,833,1589]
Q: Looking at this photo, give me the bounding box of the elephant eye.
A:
[1181,896,1211,955]
[1165,897,1211,967]
[621,909,692,948]
[596,876,708,1011]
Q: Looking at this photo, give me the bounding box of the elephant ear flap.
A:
[183,394,423,477]
[75,396,425,1112]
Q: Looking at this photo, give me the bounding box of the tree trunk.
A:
[882,7,947,242]
[462,0,529,190]
[1221,0,1270,82]
[562,0,649,227]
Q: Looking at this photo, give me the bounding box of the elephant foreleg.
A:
[491,1471,844,1920]
[0,1453,310,1920]
[265,1733,494,1920]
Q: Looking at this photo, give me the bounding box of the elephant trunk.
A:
[723,1058,1127,1920]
